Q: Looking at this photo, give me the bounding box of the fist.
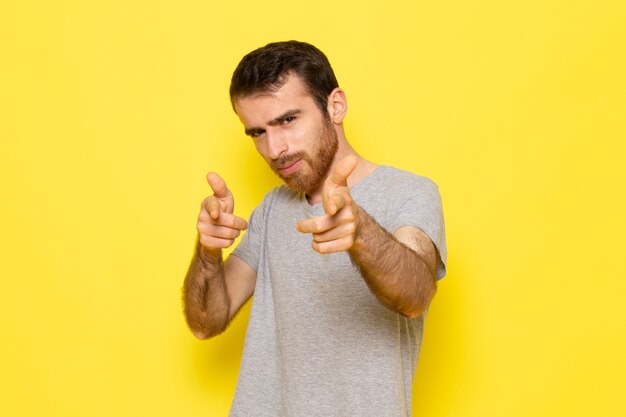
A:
[296,155,360,254]
[197,172,248,252]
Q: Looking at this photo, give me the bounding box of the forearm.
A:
[349,208,436,318]
[183,238,231,339]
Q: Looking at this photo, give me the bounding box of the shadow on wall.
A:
[187,301,252,399]
[413,244,470,415]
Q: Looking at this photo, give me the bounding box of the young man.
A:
[183,41,447,417]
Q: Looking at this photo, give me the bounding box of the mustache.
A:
[271,152,307,170]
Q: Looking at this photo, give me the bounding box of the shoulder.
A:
[380,165,438,185]
[369,165,441,198]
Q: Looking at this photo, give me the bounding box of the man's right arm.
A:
[182,172,256,340]
[183,245,256,340]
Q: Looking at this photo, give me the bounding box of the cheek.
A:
[252,139,270,161]
[292,123,316,150]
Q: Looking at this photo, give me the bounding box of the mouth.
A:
[276,158,302,176]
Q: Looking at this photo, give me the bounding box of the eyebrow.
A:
[244,109,301,136]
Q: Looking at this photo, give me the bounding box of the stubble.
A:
[272,118,338,194]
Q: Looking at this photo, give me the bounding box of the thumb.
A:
[206,172,230,199]
[327,155,358,188]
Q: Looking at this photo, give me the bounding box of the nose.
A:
[266,130,288,160]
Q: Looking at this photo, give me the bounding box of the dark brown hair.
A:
[229,41,339,116]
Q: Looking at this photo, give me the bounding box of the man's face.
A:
[234,75,338,194]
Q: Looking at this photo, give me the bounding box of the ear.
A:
[326,88,348,124]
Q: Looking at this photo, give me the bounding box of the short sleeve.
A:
[388,176,447,280]
[230,195,268,272]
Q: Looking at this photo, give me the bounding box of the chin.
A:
[282,178,309,193]
[281,173,318,194]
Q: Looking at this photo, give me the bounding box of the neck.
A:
[305,138,378,205]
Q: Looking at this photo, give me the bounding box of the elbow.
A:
[184,303,230,340]
[189,324,225,340]
[191,328,214,340]
[398,282,437,319]
[385,297,428,319]
[186,316,228,340]
[398,302,427,319]
[400,306,428,319]
[191,329,210,340]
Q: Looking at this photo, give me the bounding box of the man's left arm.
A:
[349,213,438,318]
[297,156,440,318]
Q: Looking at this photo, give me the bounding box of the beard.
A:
[270,118,338,194]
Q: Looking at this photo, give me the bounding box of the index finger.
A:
[327,155,358,188]
[213,212,249,231]
[296,214,335,234]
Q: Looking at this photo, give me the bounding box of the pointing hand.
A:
[296,155,360,254]
[197,172,248,252]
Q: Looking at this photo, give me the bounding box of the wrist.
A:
[351,204,369,252]
[197,241,222,264]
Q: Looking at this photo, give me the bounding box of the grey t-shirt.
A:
[230,165,447,417]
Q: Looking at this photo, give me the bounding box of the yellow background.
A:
[1,1,625,416]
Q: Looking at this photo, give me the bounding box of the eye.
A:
[248,129,265,138]
[282,116,296,124]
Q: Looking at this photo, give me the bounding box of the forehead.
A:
[234,75,318,126]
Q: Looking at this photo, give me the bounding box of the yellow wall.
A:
[1,1,624,416]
